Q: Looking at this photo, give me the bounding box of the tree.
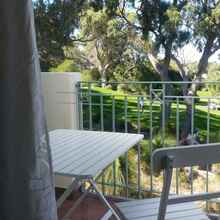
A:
[34,0,88,71]
[188,1,220,83]
[34,0,120,71]
[115,1,191,126]
[116,0,220,136]
[78,9,129,86]
[121,1,220,86]
[207,63,220,95]
[173,1,220,134]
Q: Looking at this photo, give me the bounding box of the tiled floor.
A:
[57,189,118,220]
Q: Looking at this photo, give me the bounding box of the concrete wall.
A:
[41,72,80,131]
[41,72,81,188]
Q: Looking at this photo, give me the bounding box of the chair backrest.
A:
[151,143,220,220]
[152,143,220,173]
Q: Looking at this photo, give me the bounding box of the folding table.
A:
[49,129,144,219]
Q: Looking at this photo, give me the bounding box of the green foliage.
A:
[184,1,220,52]
[78,8,129,82]
[34,0,220,84]
[89,0,120,16]
[207,63,220,95]
[120,149,138,194]
[89,0,104,11]
[103,158,125,195]
[114,1,220,83]
[80,9,108,37]
[49,59,79,72]
[186,62,198,79]
[137,1,190,51]
[34,0,109,71]
[112,57,159,93]
[34,0,87,70]
[165,6,181,31]
[81,68,100,81]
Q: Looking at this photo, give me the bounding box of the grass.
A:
[80,86,220,198]
[81,86,220,143]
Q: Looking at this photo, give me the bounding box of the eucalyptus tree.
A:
[116,0,220,136]
[78,9,129,86]
[188,0,220,84]
[34,0,89,70]
[119,0,220,88]
[34,0,112,70]
[101,0,190,125]
[171,0,220,134]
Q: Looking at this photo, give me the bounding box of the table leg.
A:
[89,179,121,220]
[61,171,109,219]
[57,177,80,208]
[61,184,93,220]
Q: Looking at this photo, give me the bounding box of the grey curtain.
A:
[0,1,58,220]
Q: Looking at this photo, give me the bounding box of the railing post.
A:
[162,83,166,146]
[190,97,195,195]
[88,82,93,130]
[112,96,116,195]
[100,94,104,131]
[206,98,211,210]
[76,82,83,130]
[149,83,153,192]
[137,96,141,198]
[112,96,116,132]
[176,97,180,195]
[124,96,129,197]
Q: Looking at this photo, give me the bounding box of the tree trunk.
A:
[197,37,214,79]
[147,52,173,127]
[181,101,193,140]
[101,69,106,87]
[182,37,215,139]
[163,84,172,125]
[98,64,108,87]
[171,37,215,140]
[171,54,189,95]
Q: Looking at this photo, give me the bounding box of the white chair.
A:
[104,143,220,219]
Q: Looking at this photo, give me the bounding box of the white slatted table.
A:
[49,129,144,220]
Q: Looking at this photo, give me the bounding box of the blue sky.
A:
[181,43,220,64]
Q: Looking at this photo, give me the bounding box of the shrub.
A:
[49,59,79,72]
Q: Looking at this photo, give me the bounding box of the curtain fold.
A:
[0,1,58,219]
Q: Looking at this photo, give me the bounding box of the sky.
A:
[179,43,220,64]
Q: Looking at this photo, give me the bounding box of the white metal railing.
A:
[73,80,220,215]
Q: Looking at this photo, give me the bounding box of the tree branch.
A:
[128,38,170,80]
[72,36,96,43]
[117,3,142,31]
[171,54,188,81]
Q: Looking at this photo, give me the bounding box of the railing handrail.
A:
[77,80,220,85]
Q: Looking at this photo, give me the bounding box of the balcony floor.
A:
[56,188,119,220]
[56,189,215,220]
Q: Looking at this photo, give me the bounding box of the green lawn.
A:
[80,86,220,197]
[81,86,220,144]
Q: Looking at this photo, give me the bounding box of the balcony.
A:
[50,79,220,219]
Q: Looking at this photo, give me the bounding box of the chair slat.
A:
[152,143,220,173]
[116,199,209,220]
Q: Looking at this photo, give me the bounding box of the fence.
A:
[75,81,220,213]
